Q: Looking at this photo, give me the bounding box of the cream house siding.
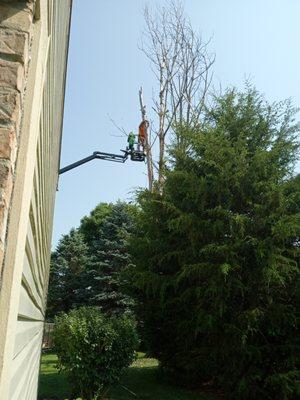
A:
[0,1,71,399]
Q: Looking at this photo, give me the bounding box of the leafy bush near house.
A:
[53,307,139,400]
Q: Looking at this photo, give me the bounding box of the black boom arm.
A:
[59,151,128,175]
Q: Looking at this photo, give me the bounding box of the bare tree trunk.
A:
[139,87,154,191]
[158,134,165,190]
[157,66,168,191]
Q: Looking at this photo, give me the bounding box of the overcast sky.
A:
[53,0,300,246]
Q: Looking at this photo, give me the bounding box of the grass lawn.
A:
[38,352,216,400]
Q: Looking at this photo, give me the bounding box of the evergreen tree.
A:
[131,88,300,399]
[84,202,136,315]
[47,203,136,318]
[47,229,90,319]
[79,202,113,244]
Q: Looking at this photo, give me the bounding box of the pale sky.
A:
[53,0,300,246]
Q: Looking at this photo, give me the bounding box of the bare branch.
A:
[140,1,215,191]
[107,115,128,138]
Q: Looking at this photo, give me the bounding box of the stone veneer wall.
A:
[0,0,35,274]
[0,1,72,399]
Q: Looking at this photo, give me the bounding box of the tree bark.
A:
[139,87,154,192]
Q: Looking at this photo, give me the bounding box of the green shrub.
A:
[53,307,139,399]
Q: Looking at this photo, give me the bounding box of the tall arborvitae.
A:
[130,88,300,400]
[47,229,90,319]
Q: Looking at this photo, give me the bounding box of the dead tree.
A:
[139,87,154,192]
[141,1,215,191]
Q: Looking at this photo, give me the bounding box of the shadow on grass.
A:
[38,370,70,400]
[38,354,215,400]
[110,366,215,400]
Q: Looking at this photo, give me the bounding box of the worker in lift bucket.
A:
[127,131,135,152]
[138,120,148,147]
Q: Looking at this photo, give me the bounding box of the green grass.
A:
[38,352,215,400]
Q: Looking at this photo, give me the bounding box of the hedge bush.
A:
[53,307,139,399]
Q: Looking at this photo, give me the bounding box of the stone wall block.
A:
[0,128,16,160]
[0,88,21,127]
[0,28,28,63]
[0,159,12,187]
[0,0,35,277]
[0,4,33,33]
[0,59,24,91]
[0,159,13,245]
[26,0,36,14]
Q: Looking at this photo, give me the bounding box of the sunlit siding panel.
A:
[10,333,42,400]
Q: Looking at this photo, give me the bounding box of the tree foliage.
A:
[53,307,138,400]
[79,202,113,244]
[47,229,90,318]
[47,202,136,318]
[82,202,136,315]
[130,87,300,399]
